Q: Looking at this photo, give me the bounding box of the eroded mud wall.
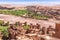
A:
[54,23,60,38]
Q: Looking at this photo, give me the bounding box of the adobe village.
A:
[0,4,60,40]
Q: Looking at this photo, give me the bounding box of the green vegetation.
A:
[23,25,29,30]
[33,14,49,19]
[27,12,49,20]
[0,10,28,16]
[0,20,9,26]
[0,26,9,37]
[0,20,9,37]
[0,26,8,32]
[0,20,4,26]
[0,9,50,19]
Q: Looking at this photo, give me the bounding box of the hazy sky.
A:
[0,0,60,5]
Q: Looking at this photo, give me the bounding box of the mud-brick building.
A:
[54,23,60,39]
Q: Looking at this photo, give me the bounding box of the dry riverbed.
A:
[0,14,60,28]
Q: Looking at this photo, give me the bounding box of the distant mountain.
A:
[0,4,26,10]
[0,4,60,10]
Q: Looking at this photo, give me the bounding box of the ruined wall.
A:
[54,23,60,39]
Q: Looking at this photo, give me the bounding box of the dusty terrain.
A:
[0,14,59,28]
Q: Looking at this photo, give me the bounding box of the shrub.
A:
[2,29,9,37]
[23,25,29,30]
[0,20,4,26]
[0,26,8,38]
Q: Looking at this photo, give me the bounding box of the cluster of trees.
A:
[0,20,9,39]
[27,11,49,20]
[0,9,50,20]
[0,10,28,16]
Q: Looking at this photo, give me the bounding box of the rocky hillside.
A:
[26,5,60,20]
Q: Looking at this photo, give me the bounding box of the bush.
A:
[2,29,9,37]
[0,26,9,38]
[23,25,29,30]
[0,20,4,26]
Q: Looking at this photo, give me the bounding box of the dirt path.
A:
[0,14,59,28]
